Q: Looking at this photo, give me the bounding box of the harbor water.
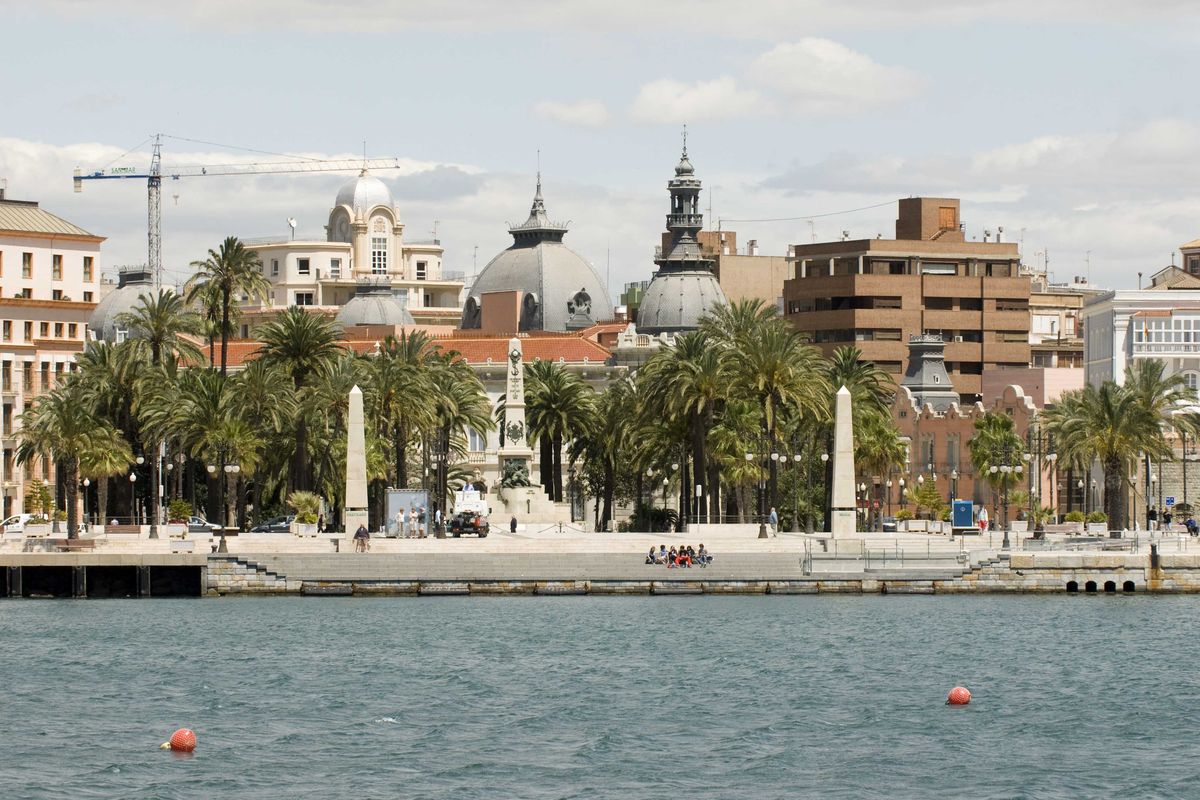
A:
[2,595,1199,799]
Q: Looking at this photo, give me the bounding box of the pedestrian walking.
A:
[317,513,325,533]
[418,507,426,538]
[768,506,779,535]
[408,506,417,538]
[434,506,443,534]
[510,515,518,533]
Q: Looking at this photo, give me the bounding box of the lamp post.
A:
[818,452,829,532]
[899,477,907,515]
[1046,452,1058,521]
[1079,478,1087,519]
[1151,471,1159,530]
[1091,479,1097,524]
[745,448,768,538]
[950,470,958,504]
[790,453,802,533]
[857,482,867,531]
[886,479,893,517]
[82,477,91,528]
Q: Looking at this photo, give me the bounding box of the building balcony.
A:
[1132,342,1200,355]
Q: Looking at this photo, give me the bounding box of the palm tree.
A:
[256,307,343,491]
[426,352,494,512]
[824,346,895,416]
[79,434,134,529]
[16,380,129,537]
[368,332,437,489]
[968,410,1028,524]
[854,410,908,530]
[570,378,633,531]
[1044,380,1171,530]
[525,361,596,502]
[642,331,726,522]
[234,359,299,522]
[698,297,778,349]
[185,236,269,375]
[115,289,204,369]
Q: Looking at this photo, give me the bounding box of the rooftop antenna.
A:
[1085,250,1091,283]
[681,123,688,156]
[431,220,440,241]
[473,244,478,276]
[287,217,297,241]
[362,141,367,170]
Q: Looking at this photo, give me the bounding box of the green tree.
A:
[115,289,204,368]
[968,410,1027,519]
[185,236,269,375]
[525,360,597,503]
[16,380,130,537]
[854,410,907,530]
[255,307,343,492]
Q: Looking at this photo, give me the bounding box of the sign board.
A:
[1166,496,1176,507]
[110,166,136,175]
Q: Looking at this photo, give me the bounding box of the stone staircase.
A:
[207,555,299,594]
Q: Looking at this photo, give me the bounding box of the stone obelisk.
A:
[497,338,534,482]
[344,385,369,534]
[830,385,857,536]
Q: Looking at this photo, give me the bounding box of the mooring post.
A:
[8,566,21,598]
[72,566,86,598]
[137,566,151,598]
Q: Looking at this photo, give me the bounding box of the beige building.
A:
[236,170,465,334]
[783,197,1029,403]
[0,187,102,518]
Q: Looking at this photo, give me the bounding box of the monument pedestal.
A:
[831,510,856,537]
[344,510,369,535]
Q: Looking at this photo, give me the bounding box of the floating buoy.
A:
[162,728,197,752]
[947,686,971,705]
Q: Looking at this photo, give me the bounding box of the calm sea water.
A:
[2,595,1199,799]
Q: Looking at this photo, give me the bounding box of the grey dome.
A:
[334,170,394,216]
[461,176,612,332]
[88,268,158,342]
[636,270,728,335]
[336,285,415,327]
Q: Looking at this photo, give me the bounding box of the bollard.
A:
[1150,543,1159,569]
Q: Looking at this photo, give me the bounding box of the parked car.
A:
[880,516,898,533]
[449,512,489,538]
[250,515,294,533]
[186,516,221,533]
[2,513,34,535]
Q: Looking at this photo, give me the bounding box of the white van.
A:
[2,513,34,535]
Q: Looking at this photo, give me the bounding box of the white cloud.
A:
[747,38,922,116]
[532,99,610,128]
[630,77,762,124]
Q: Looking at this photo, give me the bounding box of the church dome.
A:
[88,267,157,342]
[461,177,612,332]
[637,271,727,335]
[334,169,394,216]
[336,283,415,327]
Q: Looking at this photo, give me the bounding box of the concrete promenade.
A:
[4,525,1200,596]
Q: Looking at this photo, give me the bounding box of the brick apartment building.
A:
[782,197,1030,403]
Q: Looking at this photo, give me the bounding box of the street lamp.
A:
[1079,478,1086,518]
[82,477,91,528]
[858,482,867,531]
[899,477,907,514]
[950,469,959,503]
[886,479,893,517]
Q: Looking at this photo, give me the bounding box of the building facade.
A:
[0,190,103,518]
[237,170,464,333]
[783,197,1029,403]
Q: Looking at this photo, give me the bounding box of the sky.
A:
[4,0,1200,293]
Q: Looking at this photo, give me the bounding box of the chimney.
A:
[748,239,759,256]
[0,178,6,201]
[997,226,1004,243]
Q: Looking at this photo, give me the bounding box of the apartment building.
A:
[0,187,102,518]
[782,197,1029,403]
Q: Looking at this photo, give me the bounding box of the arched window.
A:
[1182,370,1199,391]
[467,428,487,452]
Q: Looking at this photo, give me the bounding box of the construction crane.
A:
[74,133,409,289]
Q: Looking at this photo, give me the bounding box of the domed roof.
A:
[636,270,728,335]
[336,284,415,328]
[461,177,612,332]
[334,169,394,216]
[88,268,157,342]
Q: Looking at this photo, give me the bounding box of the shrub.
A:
[287,491,321,524]
[1086,511,1108,523]
[895,509,914,521]
[938,507,952,522]
[168,499,193,523]
[1064,511,1085,523]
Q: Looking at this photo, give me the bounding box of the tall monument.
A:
[345,385,369,533]
[497,338,534,487]
[830,385,857,536]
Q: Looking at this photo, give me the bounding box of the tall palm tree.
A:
[824,346,895,416]
[369,332,437,489]
[256,307,343,491]
[698,297,778,349]
[426,352,494,512]
[234,359,299,521]
[642,331,727,521]
[968,410,1028,520]
[570,378,633,531]
[854,410,908,530]
[115,289,204,369]
[185,236,269,375]
[78,434,134,530]
[16,380,129,538]
[525,361,596,502]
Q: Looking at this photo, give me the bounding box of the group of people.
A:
[392,506,439,538]
[645,544,712,568]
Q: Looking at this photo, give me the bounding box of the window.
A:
[1183,371,1200,391]
[1032,352,1054,367]
[19,288,30,299]
[938,206,957,229]
[39,322,48,337]
[921,262,958,275]
[54,323,63,338]
[23,322,32,340]
[297,258,310,275]
[416,261,427,280]
[40,362,50,390]
[22,252,32,278]
[467,427,487,452]
[83,256,94,281]
[52,289,63,300]
[271,259,279,277]
[68,323,77,338]
[371,237,388,274]
[52,254,62,280]
[996,298,1029,312]
[83,291,93,302]
[330,258,341,279]
[294,292,314,306]
[1,321,9,341]
[1190,256,1200,275]
[21,363,31,392]
[925,297,953,310]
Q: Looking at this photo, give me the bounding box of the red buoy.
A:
[947,686,971,705]
[169,728,197,752]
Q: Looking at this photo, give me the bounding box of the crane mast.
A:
[74,135,408,289]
